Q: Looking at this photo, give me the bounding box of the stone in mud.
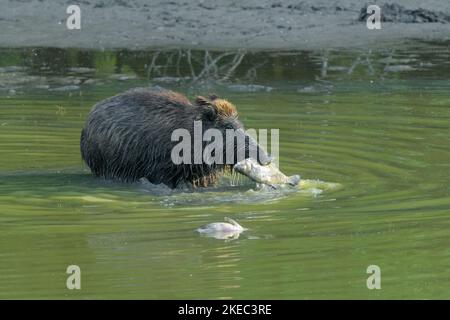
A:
[359,4,450,23]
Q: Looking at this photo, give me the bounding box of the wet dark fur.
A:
[80,87,267,188]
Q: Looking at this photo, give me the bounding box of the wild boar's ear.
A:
[195,96,211,106]
[200,105,218,122]
[209,94,219,101]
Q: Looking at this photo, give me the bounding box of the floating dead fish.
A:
[234,158,300,189]
[196,217,247,239]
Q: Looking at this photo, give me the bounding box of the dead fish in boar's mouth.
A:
[234,158,300,189]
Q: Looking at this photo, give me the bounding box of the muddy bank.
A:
[1,0,450,50]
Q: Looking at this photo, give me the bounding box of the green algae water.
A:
[0,42,450,299]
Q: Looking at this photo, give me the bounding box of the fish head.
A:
[233,158,257,176]
[224,217,247,231]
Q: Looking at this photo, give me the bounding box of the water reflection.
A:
[2,41,450,96]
